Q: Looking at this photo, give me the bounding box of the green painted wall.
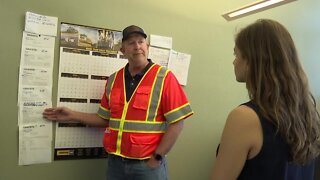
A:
[0,0,319,179]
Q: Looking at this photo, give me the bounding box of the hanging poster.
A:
[55,23,127,160]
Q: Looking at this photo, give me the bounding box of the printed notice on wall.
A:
[17,12,58,165]
[168,50,191,86]
[19,124,52,165]
[25,11,58,36]
[148,34,191,85]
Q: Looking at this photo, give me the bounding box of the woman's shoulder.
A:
[227,104,259,125]
[225,104,262,147]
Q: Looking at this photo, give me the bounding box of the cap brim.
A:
[122,31,147,41]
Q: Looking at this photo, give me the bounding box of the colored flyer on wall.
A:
[60,23,122,54]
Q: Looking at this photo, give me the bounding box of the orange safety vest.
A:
[103,64,169,159]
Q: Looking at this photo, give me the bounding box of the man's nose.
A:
[133,42,141,49]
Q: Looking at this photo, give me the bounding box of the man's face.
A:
[121,34,149,63]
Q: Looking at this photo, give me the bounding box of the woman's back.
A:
[239,101,315,180]
[238,101,289,179]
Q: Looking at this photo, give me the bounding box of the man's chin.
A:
[133,55,146,60]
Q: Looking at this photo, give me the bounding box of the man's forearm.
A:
[155,120,184,156]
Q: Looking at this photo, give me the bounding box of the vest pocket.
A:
[132,87,151,111]
[127,134,160,157]
[103,129,117,152]
[110,88,124,113]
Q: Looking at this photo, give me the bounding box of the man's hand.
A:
[145,156,161,168]
[42,107,74,122]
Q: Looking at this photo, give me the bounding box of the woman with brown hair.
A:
[211,19,320,180]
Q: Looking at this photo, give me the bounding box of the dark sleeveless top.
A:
[218,101,315,180]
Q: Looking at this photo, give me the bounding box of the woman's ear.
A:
[120,47,125,54]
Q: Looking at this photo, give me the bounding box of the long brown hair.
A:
[235,19,320,164]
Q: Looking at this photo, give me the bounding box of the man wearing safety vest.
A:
[43,25,194,180]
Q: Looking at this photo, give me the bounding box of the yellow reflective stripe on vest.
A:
[164,103,193,123]
[109,118,167,132]
[106,72,117,108]
[105,71,122,154]
[115,70,127,154]
[146,67,168,121]
[116,102,129,154]
[109,65,168,154]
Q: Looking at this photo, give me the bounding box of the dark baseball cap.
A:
[122,25,147,42]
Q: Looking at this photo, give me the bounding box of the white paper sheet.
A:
[17,12,56,166]
[22,31,55,48]
[148,46,171,67]
[18,31,55,92]
[18,101,52,125]
[20,32,55,68]
[25,11,58,36]
[168,50,191,86]
[19,67,52,87]
[20,46,54,68]
[19,123,52,165]
[18,86,52,104]
[150,34,173,49]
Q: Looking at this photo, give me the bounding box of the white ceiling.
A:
[141,0,290,23]
[137,0,320,26]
